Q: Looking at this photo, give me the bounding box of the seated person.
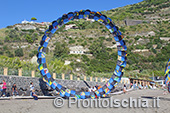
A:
[97,85,102,90]
[88,86,93,92]
[92,86,97,92]
[0,83,3,95]
[168,82,170,93]
[31,90,38,100]
[30,82,34,96]
[0,83,3,91]
[12,83,19,96]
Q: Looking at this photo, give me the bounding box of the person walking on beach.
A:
[123,84,127,94]
[1,80,7,97]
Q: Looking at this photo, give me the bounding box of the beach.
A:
[0,89,170,113]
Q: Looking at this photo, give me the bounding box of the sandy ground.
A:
[0,89,170,113]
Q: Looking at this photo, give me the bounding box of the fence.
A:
[0,67,110,83]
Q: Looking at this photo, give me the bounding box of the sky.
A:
[0,0,143,28]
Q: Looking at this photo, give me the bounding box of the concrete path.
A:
[0,89,170,113]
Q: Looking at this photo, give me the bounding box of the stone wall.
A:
[0,75,125,97]
[124,19,150,26]
[0,75,107,96]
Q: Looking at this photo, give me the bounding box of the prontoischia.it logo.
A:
[54,97,160,108]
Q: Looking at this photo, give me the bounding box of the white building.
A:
[121,77,130,84]
[150,77,164,86]
[107,44,117,49]
[65,24,77,30]
[21,20,50,26]
[132,49,149,53]
[160,37,170,41]
[69,46,89,54]
[21,19,30,24]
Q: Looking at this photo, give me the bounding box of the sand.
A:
[0,89,170,113]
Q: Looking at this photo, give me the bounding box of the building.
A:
[21,20,50,26]
[21,19,35,24]
[124,19,150,26]
[129,78,153,86]
[149,76,164,85]
[65,24,78,30]
[69,46,89,54]
[21,19,30,24]
[160,37,170,41]
[132,49,149,53]
[120,77,130,84]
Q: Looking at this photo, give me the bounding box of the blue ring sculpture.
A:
[164,59,170,93]
[37,9,127,99]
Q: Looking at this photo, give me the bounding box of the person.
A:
[95,85,98,90]
[162,84,167,95]
[130,83,133,88]
[123,84,127,94]
[0,83,3,96]
[136,83,138,89]
[12,83,19,96]
[92,86,98,98]
[31,90,38,100]
[97,85,102,90]
[168,82,170,93]
[1,80,7,97]
[92,86,97,92]
[0,83,3,91]
[145,84,148,89]
[88,86,93,92]
[133,83,136,89]
[30,82,34,96]
[138,84,143,89]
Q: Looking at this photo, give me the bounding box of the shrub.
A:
[6,51,14,57]
[26,35,33,43]
[15,48,24,57]
[29,50,38,58]
[69,40,76,44]
[99,37,105,40]
[0,51,3,55]
[106,38,112,42]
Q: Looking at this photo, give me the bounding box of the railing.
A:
[8,68,18,76]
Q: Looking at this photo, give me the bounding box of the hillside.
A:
[0,0,170,78]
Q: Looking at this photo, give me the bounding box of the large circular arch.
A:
[164,59,170,93]
[37,9,127,99]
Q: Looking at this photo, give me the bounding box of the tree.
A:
[54,42,69,58]
[31,17,37,21]
[26,34,33,43]
[89,41,108,58]
[49,59,72,74]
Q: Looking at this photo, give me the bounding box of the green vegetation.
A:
[0,0,170,78]
[54,42,69,58]
[15,48,24,57]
